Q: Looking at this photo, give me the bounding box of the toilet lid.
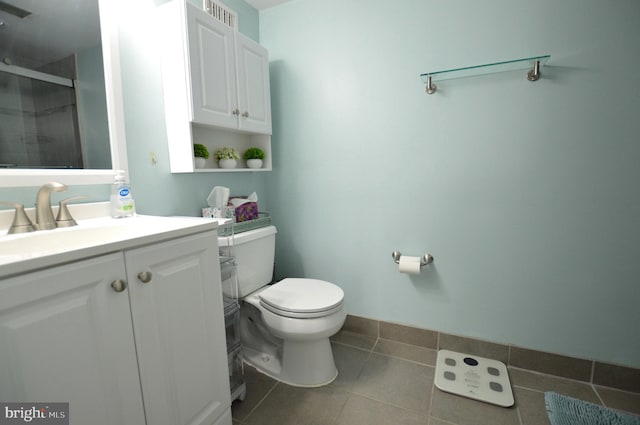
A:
[259,278,344,316]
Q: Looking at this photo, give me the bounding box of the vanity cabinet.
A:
[0,254,146,425]
[0,231,232,425]
[159,0,272,173]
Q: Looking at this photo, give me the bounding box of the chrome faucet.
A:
[35,182,67,230]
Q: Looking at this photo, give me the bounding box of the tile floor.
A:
[231,330,640,425]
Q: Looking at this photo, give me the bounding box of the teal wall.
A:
[259,0,640,368]
[2,0,639,369]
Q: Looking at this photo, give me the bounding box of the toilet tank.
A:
[219,225,277,297]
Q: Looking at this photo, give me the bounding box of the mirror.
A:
[0,0,127,187]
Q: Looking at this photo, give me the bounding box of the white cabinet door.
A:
[236,32,272,134]
[0,254,145,425]
[187,4,238,129]
[160,0,273,173]
[125,231,231,425]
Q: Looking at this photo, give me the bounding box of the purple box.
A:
[229,198,258,222]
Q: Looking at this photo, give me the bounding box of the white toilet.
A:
[219,225,346,387]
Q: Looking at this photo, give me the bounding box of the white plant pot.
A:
[246,159,263,169]
[194,157,207,169]
[218,158,237,169]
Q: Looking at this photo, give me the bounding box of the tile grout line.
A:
[426,380,437,424]
[507,363,640,396]
[588,360,609,407]
[236,380,280,425]
[369,351,436,368]
[515,400,524,425]
[331,338,377,353]
[591,384,607,407]
[329,391,352,425]
[508,365,595,387]
[346,314,640,393]
[348,390,430,419]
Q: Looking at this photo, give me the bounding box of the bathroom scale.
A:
[434,349,514,407]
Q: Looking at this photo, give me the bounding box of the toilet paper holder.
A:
[392,251,434,268]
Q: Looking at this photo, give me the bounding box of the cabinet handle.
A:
[111,279,127,293]
[232,109,240,115]
[137,271,152,284]
[242,111,249,118]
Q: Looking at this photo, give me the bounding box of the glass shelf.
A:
[420,55,550,83]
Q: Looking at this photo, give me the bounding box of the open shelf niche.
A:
[191,125,271,172]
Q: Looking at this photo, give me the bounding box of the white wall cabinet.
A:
[0,231,232,425]
[159,0,272,173]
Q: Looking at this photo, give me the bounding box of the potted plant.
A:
[214,147,240,169]
[193,143,209,168]
[243,147,265,169]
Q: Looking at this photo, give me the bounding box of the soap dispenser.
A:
[110,170,135,218]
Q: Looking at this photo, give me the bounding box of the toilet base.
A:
[243,337,338,388]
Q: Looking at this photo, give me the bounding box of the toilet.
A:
[219,225,346,387]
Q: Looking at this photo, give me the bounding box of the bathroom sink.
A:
[0,215,217,278]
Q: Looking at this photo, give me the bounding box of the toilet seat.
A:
[259,278,344,319]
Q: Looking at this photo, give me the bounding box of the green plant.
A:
[214,147,240,161]
[193,143,209,159]
[243,147,265,161]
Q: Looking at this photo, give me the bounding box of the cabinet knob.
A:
[137,271,152,284]
[242,111,249,118]
[232,109,240,115]
[111,279,127,293]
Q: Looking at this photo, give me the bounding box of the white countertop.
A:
[0,204,219,278]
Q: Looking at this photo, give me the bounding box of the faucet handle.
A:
[0,201,36,234]
[55,196,87,228]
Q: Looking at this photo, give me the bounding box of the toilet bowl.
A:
[220,226,346,387]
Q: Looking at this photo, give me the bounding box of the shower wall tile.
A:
[509,346,592,382]
[593,362,640,393]
[379,321,438,349]
[438,333,509,365]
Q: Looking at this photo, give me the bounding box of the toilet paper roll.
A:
[399,256,421,275]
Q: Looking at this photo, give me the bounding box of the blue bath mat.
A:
[545,392,640,425]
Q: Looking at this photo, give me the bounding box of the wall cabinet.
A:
[159,0,272,173]
[0,231,232,425]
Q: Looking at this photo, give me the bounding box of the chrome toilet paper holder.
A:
[392,251,434,268]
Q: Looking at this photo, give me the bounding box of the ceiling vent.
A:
[0,1,31,18]
[202,0,238,30]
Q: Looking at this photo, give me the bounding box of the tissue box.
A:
[229,198,258,222]
[202,206,235,219]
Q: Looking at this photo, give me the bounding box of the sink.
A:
[0,215,217,278]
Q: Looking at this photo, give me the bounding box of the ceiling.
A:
[0,0,100,69]
[244,0,293,10]
[0,0,291,71]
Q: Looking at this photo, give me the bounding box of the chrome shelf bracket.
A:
[527,60,541,81]
[425,76,437,94]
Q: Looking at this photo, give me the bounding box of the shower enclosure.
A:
[0,58,84,169]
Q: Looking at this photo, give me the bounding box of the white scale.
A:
[434,349,514,407]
